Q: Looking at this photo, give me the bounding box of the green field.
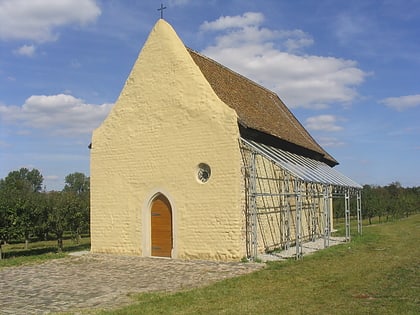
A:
[1,216,418,314]
[0,236,90,269]
[99,215,419,315]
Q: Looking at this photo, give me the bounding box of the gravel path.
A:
[0,254,263,314]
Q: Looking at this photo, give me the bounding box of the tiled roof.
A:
[188,48,338,166]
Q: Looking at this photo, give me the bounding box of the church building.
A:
[90,19,362,261]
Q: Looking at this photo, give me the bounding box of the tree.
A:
[3,168,43,193]
[0,168,44,249]
[45,191,69,252]
[63,172,89,194]
[32,192,50,241]
[0,179,20,259]
[333,197,344,219]
[63,173,90,242]
[361,183,420,224]
[362,185,375,224]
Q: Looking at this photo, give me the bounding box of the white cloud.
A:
[0,94,113,136]
[0,0,101,42]
[14,44,36,56]
[334,13,368,45]
[168,0,191,6]
[200,12,265,31]
[379,94,420,111]
[44,175,59,181]
[200,12,367,108]
[388,126,419,137]
[317,136,345,148]
[305,115,343,132]
[0,140,11,148]
[70,59,82,69]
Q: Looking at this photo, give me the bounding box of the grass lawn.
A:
[0,237,90,269]
[99,214,419,315]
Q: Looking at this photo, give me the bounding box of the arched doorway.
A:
[150,194,172,257]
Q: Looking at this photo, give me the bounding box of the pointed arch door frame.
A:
[142,190,178,258]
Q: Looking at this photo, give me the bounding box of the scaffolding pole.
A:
[357,190,362,235]
[282,174,291,250]
[241,140,362,261]
[310,184,318,241]
[344,189,351,242]
[295,180,303,259]
[249,151,258,261]
[323,185,331,248]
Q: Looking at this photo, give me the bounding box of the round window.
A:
[197,163,211,183]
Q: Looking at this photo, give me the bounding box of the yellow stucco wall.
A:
[90,20,245,261]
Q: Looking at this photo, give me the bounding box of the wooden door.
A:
[151,195,172,257]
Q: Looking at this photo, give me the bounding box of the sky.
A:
[0,0,419,190]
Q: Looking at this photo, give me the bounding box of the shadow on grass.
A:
[2,243,90,259]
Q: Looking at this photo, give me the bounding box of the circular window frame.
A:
[196,163,211,183]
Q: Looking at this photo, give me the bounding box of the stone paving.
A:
[0,254,263,314]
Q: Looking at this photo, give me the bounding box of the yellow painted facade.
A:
[90,20,245,261]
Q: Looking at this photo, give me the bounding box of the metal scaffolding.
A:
[241,138,362,260]
[345,189,350,241]
[323,185,331,248]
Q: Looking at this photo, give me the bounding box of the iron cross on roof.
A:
[158,3,167,19]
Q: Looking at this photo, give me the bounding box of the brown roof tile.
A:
[188,48,338,165]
